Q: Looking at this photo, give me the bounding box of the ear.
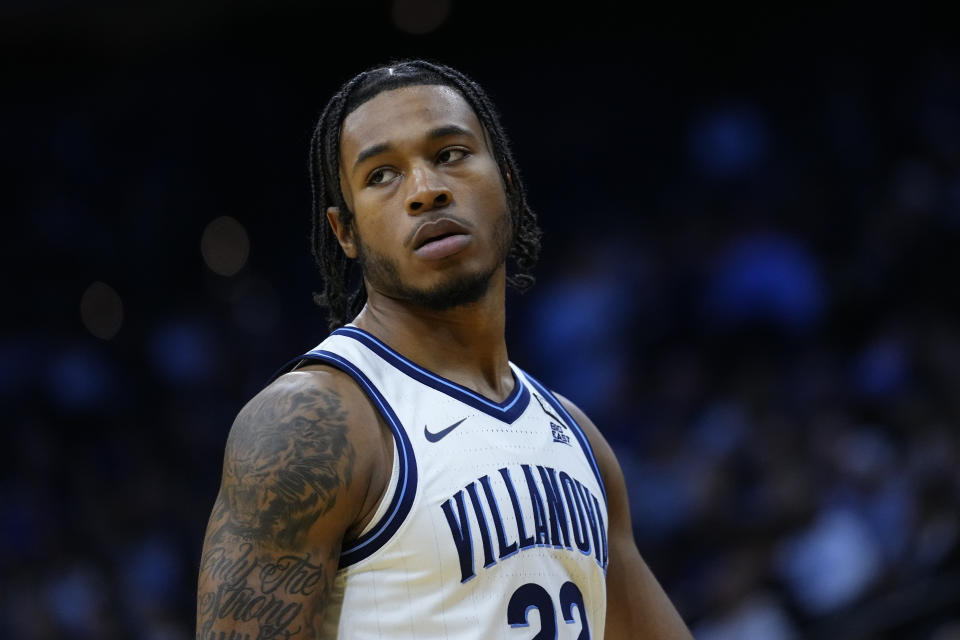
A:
[326,207,358,259]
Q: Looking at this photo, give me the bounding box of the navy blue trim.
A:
[291,350,418,568]
[520,372,607,507]
[269,355,311,384]
[314,326,530,425]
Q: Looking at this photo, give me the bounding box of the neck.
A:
[351,270,512,401]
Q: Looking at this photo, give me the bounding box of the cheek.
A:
[352,208,402,255]
[472,165,509,212]
[354,188,404,231]
[491,184,511,225]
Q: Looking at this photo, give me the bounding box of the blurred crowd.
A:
[4,9,960,639]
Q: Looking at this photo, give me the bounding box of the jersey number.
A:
[507,581,590,639]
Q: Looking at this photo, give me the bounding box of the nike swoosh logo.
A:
[424,417,468,443]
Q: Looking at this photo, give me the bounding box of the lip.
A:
[414,233,472,261]
[410,218,471,251]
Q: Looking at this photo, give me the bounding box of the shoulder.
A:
[229,364,385,455]
[226,365,389,484]
[215,364,389,548]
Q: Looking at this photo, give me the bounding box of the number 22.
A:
[507,581,590,639]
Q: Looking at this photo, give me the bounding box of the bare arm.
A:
[557,395,693,640]
[196,369,387,639]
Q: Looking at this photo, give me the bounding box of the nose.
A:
[405,166,453,215]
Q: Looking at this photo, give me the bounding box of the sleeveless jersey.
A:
[279,326,609,639]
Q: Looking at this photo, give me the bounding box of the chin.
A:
[402,269,494,311]
[358,237,506,312]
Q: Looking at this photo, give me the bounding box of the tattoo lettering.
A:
[197,384,355,638]
[198,544,326,639]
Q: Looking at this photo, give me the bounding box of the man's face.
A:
[331,84,512,311]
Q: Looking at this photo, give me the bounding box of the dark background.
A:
[4,2,960,638]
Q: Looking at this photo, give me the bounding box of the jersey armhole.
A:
[354,439,400,539]
[292,349,419,569]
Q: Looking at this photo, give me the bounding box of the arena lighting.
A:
[79,281,124,340]
[391,0,450,34]
[200,216,249,277]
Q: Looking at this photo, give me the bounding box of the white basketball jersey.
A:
[282,326,609,639]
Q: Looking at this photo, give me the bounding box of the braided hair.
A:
[309,59,542,330]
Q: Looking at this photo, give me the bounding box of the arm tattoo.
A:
[197,542,334,640]
[212,386,356,548]
[198,385,356,639]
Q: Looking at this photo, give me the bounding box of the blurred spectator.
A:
[5,7,960,638]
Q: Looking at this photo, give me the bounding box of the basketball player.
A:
[196,60,692,639]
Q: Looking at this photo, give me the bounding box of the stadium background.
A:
[4,2,960,638]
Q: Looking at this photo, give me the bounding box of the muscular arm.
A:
[196,369,387,640]
[557,395,693,640]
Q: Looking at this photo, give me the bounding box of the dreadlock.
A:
[308,59,542,330]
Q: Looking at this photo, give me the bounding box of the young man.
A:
[197,60,692,640]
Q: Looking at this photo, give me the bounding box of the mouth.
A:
[411,218,472,261]
[411,218,470,249]
[416,231,460,249]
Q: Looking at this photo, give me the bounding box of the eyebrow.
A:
[427,124,474,140]
[351,124,477,174]
[353,142,391,173]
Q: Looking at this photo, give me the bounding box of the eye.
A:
[367,167,399,186]
[437,147,469,164]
